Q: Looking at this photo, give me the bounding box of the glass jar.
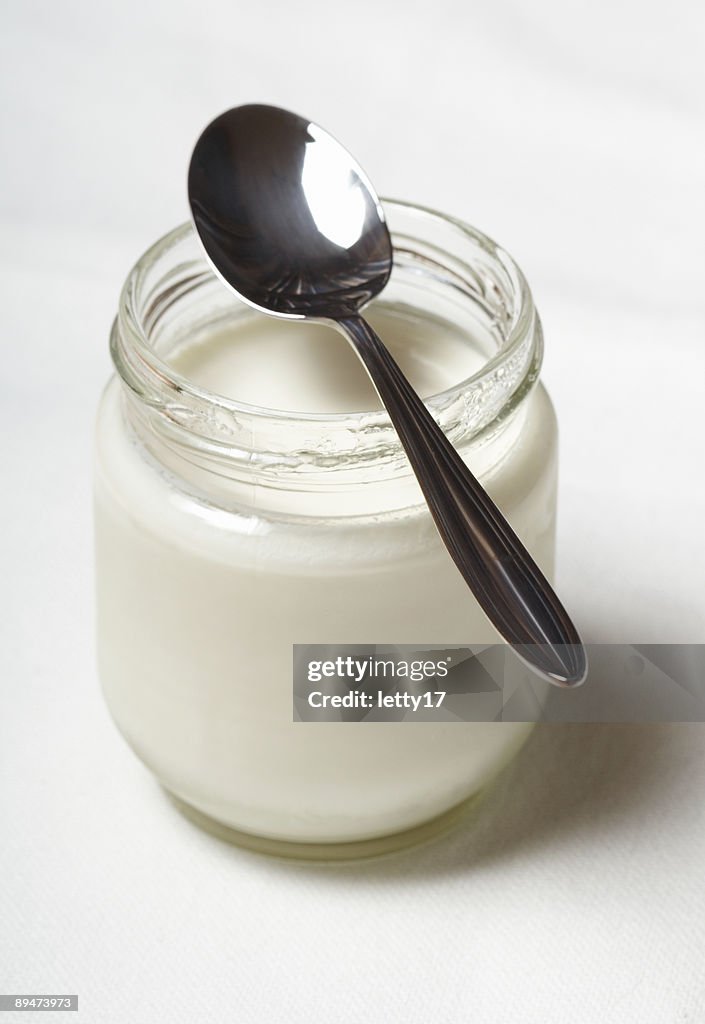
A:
[94,199,558,858]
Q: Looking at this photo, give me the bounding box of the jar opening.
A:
[111,200,542,481]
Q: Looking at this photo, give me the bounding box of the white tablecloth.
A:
[2,0,704,1019]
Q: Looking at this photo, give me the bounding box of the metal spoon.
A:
[188,103,587,687]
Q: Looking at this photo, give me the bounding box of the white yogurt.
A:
[172,306,485,413]
[95,209,557,852]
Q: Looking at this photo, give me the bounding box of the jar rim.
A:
[111,199,542,477]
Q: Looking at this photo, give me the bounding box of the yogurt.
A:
[95,204,557,853]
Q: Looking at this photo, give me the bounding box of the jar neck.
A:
[111,201,543,515]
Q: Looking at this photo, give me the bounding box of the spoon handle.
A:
[337,314,587,687]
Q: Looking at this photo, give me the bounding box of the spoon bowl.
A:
[188,105,392,319]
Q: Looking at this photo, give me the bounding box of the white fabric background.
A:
[1,1,704,1020]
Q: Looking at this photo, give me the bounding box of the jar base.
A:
[163,787,487,863]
